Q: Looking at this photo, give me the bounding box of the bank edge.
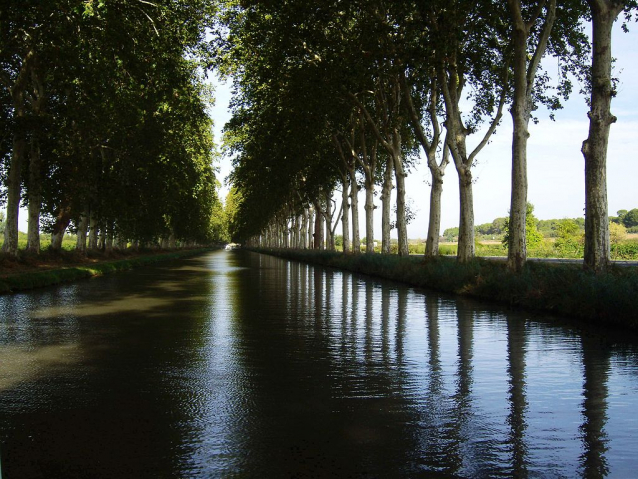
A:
[255,248,638,331]
[0,248,214,294]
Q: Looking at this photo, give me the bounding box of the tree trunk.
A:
[582,1,620,274]
[393,132,409,256]
[314,206,323,250]
[3,54,33,257]
[76,206,90,253]
[402,73,447,258]
[2,131,25,257]
[506,0,555,273]
[50,207,71,252]
[105,224,114,253]
[26,137,42,254]
[325,194,334,251]
[364,178,375,254]
[426,172,444,257]
[301,209,308,249]
[508,23,531,273]
[381,155,393,254]
[284,219,290,248]
[349,167,360,254]
[308,208,314,248]
[97,230,105,251]
[89,215,99,250]
[457,166,475,262]
[341,174,351,253]
[291,216,297,248]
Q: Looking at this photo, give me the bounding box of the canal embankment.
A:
[255,248,638,330]
[0,248,216,294]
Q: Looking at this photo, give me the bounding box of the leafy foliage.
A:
[0,0,223,249]
[502,203,543,248]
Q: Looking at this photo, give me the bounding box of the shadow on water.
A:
[1,250,638,478]
[0,253,245,478]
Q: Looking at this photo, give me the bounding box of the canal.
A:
[1,250,637,478]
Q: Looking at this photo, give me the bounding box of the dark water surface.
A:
[1,250,638,478]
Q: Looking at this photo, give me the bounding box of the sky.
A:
[209,22,638,240]
[12,23,637,240]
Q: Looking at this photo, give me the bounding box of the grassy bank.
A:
[257,248,638,330]
[0,248,213,294]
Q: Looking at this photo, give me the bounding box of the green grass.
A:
[257,248,638,330]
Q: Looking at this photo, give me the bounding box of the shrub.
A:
[502,202,543,249]
[610,222,628,244]
[439,244,457,256]
[611,241,638,260]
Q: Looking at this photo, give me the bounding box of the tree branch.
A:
[400,70,433,154]
[348,92,392,152]
[527,0,556,90]
[468,79,509,164]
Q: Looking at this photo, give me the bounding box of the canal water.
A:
[1,250,637,478]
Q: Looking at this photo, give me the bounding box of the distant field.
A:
[0,232,76,251]
[435,238,638,260]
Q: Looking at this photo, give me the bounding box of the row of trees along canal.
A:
[216,0,636,274]
[1,0,226,256]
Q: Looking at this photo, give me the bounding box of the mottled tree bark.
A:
[308,208,314,248]
[392,131,409,256]
[50,206,71,252]
[349,165,361,254]
[25,65,47,254]
[89,216,99,250]
[2,117,25,257]
[508,7,531,272]
[341,174,351,253]
[357,126,377,255]
[324,194,335,251]
[364,185,375,254]
[76,206,90,253]
[426,168,445,257]
[582,0,623,274]
[457,166,476,261]
[313,203,323,250]
[439,56,506,263]
[2,52,34,256]
[301,208,308,249]
[26,139,42,253]
[507,0,556,273]
[381,155,393,254]
[401,73,449,258]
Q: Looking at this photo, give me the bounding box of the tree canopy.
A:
[1,0,225,254]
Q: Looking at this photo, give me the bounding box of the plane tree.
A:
[506,0,589,272]
[582,0,637,273]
